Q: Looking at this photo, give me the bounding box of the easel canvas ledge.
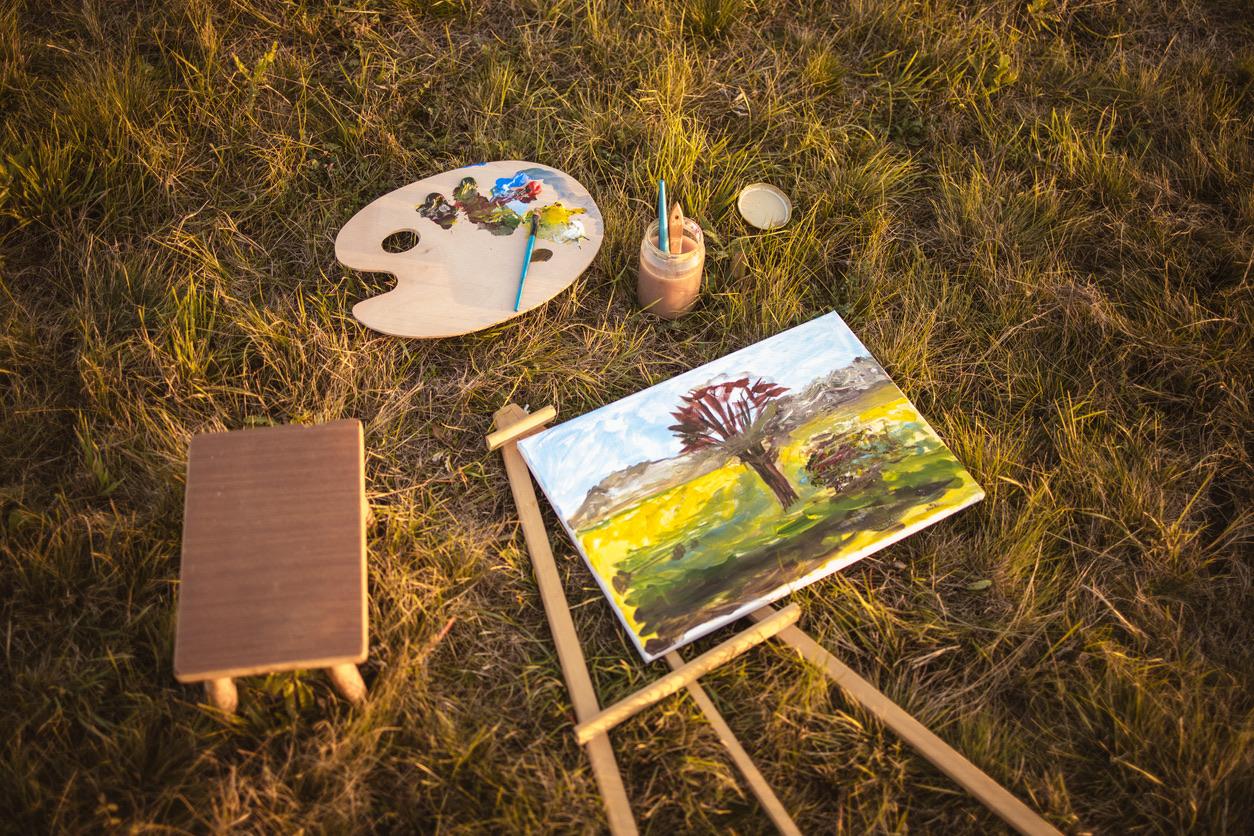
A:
[490,404,1060,836]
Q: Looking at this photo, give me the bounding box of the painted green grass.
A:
[1,0,1251,832]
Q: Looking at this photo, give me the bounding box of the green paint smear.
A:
[451,177,522,235]
[417,193,458,229]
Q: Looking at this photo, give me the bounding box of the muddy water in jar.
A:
[637,218,704,318]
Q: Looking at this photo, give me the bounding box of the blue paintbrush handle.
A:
[657,179,668,254]
[513,216,538,312]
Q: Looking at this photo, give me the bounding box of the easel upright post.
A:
[492,405,638,836]
[490,405,802,835]
[664,644,801,836]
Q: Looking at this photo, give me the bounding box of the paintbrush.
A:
[657,178,668,253]
[512,213,539,312]
[668,202,684,252]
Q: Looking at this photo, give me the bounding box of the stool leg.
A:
[327,664,367,705]
[204,678,238,713]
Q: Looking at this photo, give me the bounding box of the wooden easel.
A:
[490,404,1060,836]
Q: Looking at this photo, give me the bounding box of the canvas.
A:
[518,312,985,661]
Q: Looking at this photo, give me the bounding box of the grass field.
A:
[1,0,1251,832]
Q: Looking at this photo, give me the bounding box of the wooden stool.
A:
[174,419,369,712]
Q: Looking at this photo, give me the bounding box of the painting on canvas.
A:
[517,312,985,661]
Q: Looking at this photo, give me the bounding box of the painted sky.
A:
[519,311,873,518]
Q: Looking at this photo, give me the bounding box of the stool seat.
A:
[174,419,368,711]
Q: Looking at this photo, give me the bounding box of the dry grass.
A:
[2,0,1252,832]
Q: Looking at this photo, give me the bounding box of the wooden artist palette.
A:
[336,161,604,338]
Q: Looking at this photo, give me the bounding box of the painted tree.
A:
[668,377,799,508]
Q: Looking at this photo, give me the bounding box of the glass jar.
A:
[637,217,704,319]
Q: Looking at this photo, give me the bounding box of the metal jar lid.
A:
[736,183,792,229]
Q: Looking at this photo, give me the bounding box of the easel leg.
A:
[204,678,237,713]
[494,405,637,836]
[751,606,1060,836]
[665,652,801,836]
[327,664,367,705]
[575,606,798,744]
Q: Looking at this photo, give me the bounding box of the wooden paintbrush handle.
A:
[668,202,684,252]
